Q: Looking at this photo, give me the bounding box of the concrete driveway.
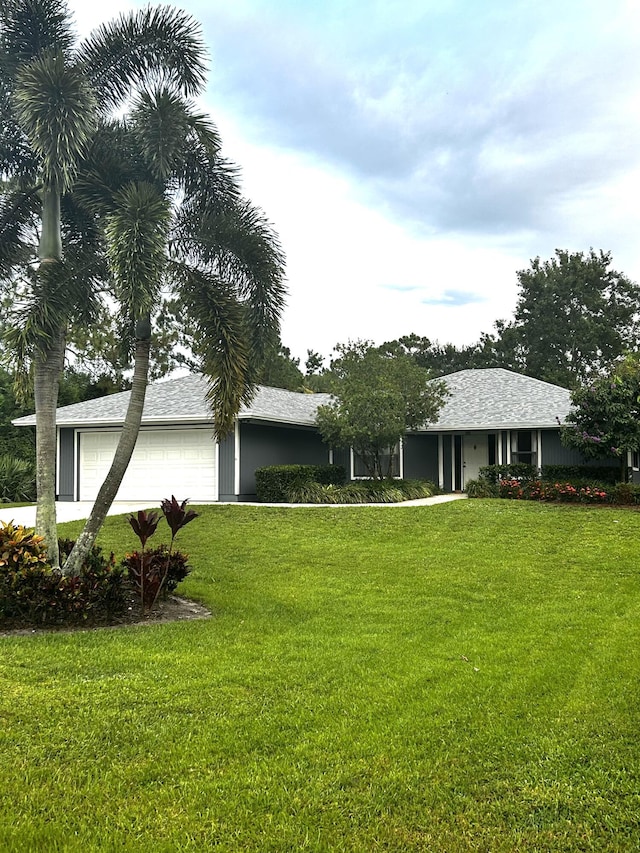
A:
[0,502,156,528]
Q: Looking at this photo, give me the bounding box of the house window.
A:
[632,450,640,470]
[352,442,402,479]
[511,430,537,466]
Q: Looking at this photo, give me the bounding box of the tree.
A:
[316,341,447,479]
[1,0,208,566]
[257,340,304,391]
[561,355,640,482]
[504,250,640,388]
[1,3,285,574]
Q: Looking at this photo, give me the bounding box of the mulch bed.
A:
[0,593,211,638]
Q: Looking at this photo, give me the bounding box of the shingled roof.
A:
[425,368,572,431]
[13,368,573,432]
[13,374,332,428]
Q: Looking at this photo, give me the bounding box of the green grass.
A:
[1,500,639,851]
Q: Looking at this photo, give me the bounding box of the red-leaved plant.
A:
[127,498,198,612]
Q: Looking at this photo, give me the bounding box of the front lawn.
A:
[1,501,639,851]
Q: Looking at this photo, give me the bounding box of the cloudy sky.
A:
[67,0,640,364]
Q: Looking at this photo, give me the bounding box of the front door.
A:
[463,434,488,486]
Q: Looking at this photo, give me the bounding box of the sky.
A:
[66,0,640,365]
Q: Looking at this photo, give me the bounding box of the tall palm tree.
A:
[0,1,208,567]
[60,88,285,575]
[2,3,286,575]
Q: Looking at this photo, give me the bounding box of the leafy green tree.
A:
[561,355,640,482]
[504,250,640,388]
[316,341,447,479]
[257,340,304,391]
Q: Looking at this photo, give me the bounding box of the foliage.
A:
[316,341,447,479]
[561,355,640,481]
[126,497,196,610]
[257,340,304,391]
[496,478,640,505]
[477,463,537,484]
[0,453,35,501]
[464,478,500,498]
[255,464,346,502]
[0,524,125,626]
[121,545,191,609]
[502,250,640,388]
[540,463,620,484]
[284,478,437,504]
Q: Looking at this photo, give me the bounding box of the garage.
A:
[78,428,218,502]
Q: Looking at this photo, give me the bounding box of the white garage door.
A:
[79,429,218,502]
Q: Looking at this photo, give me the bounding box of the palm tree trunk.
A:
[34,327,66,569]
[62,329,151,576]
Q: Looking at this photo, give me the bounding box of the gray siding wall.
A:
[57,427,75,501]
[540,430,619,471]
[239,422,330,499]
[332,447,351,481]
[404,434,439,482]
[218,431,237,501]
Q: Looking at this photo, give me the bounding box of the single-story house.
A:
[13,368,639,501]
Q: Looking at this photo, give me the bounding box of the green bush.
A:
[478,463,536,484]
[611,482,640,505]
[0,524,127,627]
[540,464,619,484]
[121,546,191,609]
[255,464,346,502]
[0,454,36,502]
[285,479,437,504]
[465,479,499,498]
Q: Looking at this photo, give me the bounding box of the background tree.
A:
[503,249,640,388]
[316,341,447,479]
[561,355,640,482]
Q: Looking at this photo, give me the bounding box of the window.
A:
[511,430,537,466]
[632,450,640,470]
[352,443,402,478]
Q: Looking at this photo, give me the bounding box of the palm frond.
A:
[14,49,96,191]
[105,182,170,318]
[130,87,193,182]
[0,0,74,79]
[77,6,207,111]
[4,258,100,373]
[172,262,253,439]
[176,198,286,367]
[0,185,40,273]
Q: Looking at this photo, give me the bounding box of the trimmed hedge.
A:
[255,464,346,502]
[497,478,640,505]
[540,464,620,484]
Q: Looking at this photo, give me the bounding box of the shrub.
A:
[0,524,127,627]
[255,464,346,502]
[540,464,619,485]
[478,463,536,484]
[0,454,36,502]
[121,546,191,609]
[285,479,436,504]
[465,479,499,498]
[611,482,640,505]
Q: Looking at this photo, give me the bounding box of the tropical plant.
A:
[126,498,197,612]
[0,2,286,576]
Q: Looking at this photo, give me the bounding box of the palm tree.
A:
[0,2,207,567]
[62,97,285,574]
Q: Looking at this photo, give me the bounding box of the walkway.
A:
[0,494,467,528]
